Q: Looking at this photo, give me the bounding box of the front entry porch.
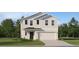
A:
[24,27,43,40]
[29,32,34,40]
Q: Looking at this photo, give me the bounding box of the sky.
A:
[0,12,79,24]
[49,12,79,24]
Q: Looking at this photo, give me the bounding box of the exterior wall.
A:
[20,16,58,40]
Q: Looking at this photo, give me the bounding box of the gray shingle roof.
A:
[34,14,52,20]
[20,12,53,23]
[24,12,43,20]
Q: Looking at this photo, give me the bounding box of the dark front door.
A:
[30,32,34,40]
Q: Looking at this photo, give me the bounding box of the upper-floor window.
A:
[52,20,54,25]
[37,20,39,25]
[30,20,33,26]
[45,20,48,25]
[25,20,27,24]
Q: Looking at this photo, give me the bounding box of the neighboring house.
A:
[20,12,58,40]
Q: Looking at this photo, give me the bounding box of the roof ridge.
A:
[34,13,52,20]
[24,12,46,20]
[34,14,48,20]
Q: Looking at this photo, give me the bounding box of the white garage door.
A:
[39,32,57,40]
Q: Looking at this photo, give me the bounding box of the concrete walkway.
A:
[41,40,73,47]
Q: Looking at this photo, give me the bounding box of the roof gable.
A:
[20,12,53,23]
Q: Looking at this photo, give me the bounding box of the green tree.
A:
[1,19,15,37]
[59,23,68,37]
[0,25,5,37]
[59,17,79,38]
[68,17,78,37]
[69,17,78,27]
[15,19,20,38]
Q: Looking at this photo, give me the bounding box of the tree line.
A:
[0,18,20,38]
[0,16,79,38]
[59,17,79,38]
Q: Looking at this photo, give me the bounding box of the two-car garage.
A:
[39,32,58,40]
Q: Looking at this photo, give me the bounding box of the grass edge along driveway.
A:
[0,38,45,46]
[63,40,79,45]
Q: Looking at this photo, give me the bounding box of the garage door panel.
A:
[40,33,57,40]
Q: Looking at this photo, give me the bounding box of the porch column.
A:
[34,32,38,40]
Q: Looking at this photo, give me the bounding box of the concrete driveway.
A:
[41,40,73,47]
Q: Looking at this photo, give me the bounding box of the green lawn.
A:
[63,40,79,45]
[0,38,45,46]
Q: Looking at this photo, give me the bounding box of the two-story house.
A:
[20,12,58,40]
